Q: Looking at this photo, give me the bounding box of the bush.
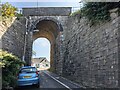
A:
[71,2,120,25]
[81,2,120,25]
[0,50,25,88]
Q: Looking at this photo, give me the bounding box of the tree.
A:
[32,50,36,56]
[1,2,17,18]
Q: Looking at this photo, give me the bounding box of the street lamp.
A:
[33,29,39,32]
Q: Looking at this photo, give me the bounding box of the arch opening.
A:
[32,38,50,70]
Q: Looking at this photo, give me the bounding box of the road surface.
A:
[15,70,83,90]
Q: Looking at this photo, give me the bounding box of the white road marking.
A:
[43,71,72,90]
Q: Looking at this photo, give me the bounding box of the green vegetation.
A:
[1,2,17,18]
[70,10,81,16]
[0,50,25,88]
[48,67,55,73]
[46,64,48,67]
[32,50,36,56]
[71,2,119,25]
[1,2,23,21]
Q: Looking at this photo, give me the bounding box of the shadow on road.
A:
[14,86,70,90]
[14,85,39,90]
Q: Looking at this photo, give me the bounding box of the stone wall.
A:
[54,32,64,75]
[0,17,26,60]
[63,9,120,88]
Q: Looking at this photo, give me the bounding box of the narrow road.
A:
[15,70,82,90]
[40,70,69,89]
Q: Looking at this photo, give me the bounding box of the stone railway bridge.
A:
[1,7,120,88]
[23,7,71,74]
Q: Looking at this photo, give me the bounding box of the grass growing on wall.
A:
[0,50,25,89]
[71,2,119,25]
[48,67,56,73]
[70,10,81,16]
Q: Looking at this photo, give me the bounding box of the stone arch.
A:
[30,17,63,32]
[31,17,63,71]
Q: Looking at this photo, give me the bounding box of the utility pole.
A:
[22,17,28,63]
[0,1,2,88]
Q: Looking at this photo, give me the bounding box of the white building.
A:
[31,57,50,70]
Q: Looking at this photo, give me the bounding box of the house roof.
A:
[32,57,50,63]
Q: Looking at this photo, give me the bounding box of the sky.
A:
[1,0,81,2]
[32,38,50,61]
[1,0,82,12]
[1,0,81,62]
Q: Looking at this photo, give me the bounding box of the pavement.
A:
[14,70,84,90]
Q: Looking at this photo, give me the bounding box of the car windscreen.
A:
[20,67,37,73]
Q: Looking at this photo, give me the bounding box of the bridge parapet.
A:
[22,7,72,16]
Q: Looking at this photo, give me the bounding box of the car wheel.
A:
[36,83,40,88]
[14,86,19,90]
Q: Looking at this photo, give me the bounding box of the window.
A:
[20,67,37,73]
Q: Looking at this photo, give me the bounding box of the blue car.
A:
[17,66,40,88]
